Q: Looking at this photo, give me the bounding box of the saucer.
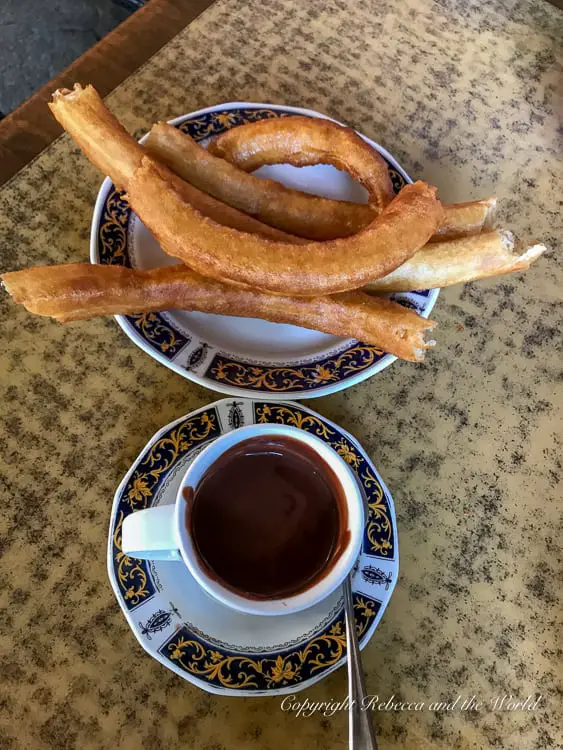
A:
[91,102,439,400]
[108,398,399,695]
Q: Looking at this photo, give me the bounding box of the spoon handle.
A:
[343,576,378,750]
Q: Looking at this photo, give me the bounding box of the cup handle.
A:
[121,505,181,561]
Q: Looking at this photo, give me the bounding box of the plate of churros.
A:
[1,85,546,399]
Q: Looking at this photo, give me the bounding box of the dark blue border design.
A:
[96,106,432,389]
[159,592,381,691]
[111,401,394,690]
[388,168,407,193]
[205,343,386,394]
[97,188,131,267]
[112,408,221,611]
[253,403,395,559]
[122,314,190,361]
[177,108,289,140]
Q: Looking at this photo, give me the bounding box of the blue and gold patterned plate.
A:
[108,398,398,695]
[91,103,438,399]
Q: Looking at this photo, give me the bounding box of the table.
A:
[0,0,213,187]
[0,1,561,748]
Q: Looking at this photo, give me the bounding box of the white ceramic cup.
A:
[121,423,364,616]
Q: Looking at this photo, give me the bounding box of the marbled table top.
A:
[0,0,561,748]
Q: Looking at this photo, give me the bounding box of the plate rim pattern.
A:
[107,397,399,695]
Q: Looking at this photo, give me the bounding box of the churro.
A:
[49,85,302,242]
[208,115,394,212]
[1,263,436,361]
[364,231,546,293]
[144,123,371,241]
[431,198,497,242]
[128,159,443,294]
[52,86,444,295]
[157,121,496,242]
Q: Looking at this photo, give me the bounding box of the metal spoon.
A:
[343,575,378,749]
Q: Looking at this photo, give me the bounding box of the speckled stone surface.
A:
[0,0,561,748]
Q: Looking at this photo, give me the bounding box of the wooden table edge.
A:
[0,0,215,188]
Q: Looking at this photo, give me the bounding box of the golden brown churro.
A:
[49,86,303,243]
[208,115,394,212]
[1,264,436,361]
[207,118,499,242]
[432,198,497,242]
[52,86,444,295]
[49,85,143,191]
[144,123,372,241]
[128,160,444,295]
[363,231,546,294]
[0,82,549,370]
[156,125,497,245]
[158,168,305,242]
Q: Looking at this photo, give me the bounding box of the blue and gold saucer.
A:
[108,398,398,695]
[91,103,439,400]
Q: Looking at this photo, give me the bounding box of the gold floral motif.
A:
[113,511,151,606]
[296,627,346,674]
[354,596,379,621]
[167,639,262,688]
[127,476,152,503]
[98,188,129,265]
[363,467,393,556]
[255,404,335,440]
[124,413,217,510]
[166,597,375,689]
[180,109,281,142]
[269,655,300,684]
[131,312,184,355]
[213,112,240,129]
[308,364,338,383]
[210,345,385,392]
[333,438,361,470]
[243,109,284,123]
[210,361,305,391]
[335,344,385,375]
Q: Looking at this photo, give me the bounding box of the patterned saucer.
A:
[108,398,398,695]
[90,102,438,400]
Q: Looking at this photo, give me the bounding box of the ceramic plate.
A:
[108,398,398,695]
[90,102,439,400]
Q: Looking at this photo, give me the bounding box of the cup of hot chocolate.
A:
[121,424,364,616]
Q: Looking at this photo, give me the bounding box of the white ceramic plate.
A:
[108,398,399,695]
[91,102,438,399]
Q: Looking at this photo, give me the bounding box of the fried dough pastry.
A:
[1,263,436,361]
[431,198,497,242]
[148,123,496,243]
[158,168,305,242]
[49,85,302,242]
[144,123,372,241]
[128,159,444,295]
[49,85,142,191]
[209,119,498,242]
[364,231,546,293]
[208,115,394,212]
[51,86,444,295]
